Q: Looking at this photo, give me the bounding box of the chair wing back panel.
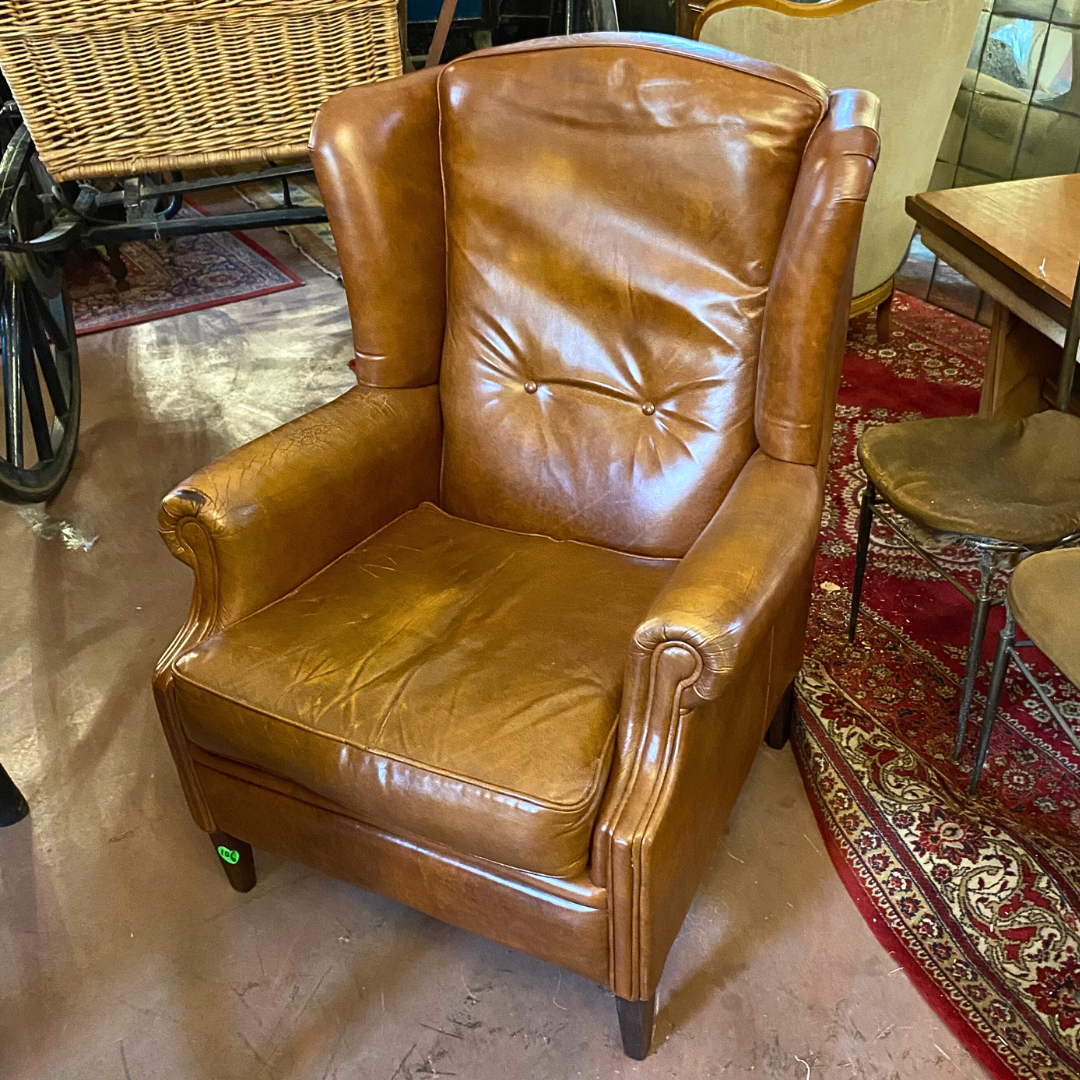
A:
[437,37,826,557]
[310,67,446,389]
[698,0,982,299]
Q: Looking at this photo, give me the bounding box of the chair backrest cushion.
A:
[437,37,826,556]
[698,0,982,298]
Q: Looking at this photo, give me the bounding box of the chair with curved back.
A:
[693,0,982,340]
[152,34,878,1059]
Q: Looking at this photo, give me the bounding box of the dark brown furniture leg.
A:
[765,680,797,749]
[210,830,256,892]
[616,993,656,1059]
[875,289,893,343]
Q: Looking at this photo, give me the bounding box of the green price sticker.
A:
[217,845,240,865]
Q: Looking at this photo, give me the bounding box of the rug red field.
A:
[796,292,1080,1080]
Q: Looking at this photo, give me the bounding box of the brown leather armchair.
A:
[153,33,878,1059]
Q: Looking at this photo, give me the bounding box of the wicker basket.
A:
[0,0,403,180]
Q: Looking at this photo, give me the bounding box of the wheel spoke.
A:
[2,279,23,468]
[23,282,67,418]
[17,288,53,462]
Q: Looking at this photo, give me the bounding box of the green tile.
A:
[1053,0,1080,27]
[955,164,1006,185]
[1014,105,1080,175]
[1035,25,1080,109]
[975,16,1047,100]
[930,159,959,190]
[960,92,1027,174]
[993,0,1053,19]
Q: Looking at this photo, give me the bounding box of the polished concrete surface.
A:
[0,231,987,1079]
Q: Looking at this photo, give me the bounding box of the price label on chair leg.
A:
[217,845,240,865]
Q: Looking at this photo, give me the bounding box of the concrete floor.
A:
[0,231,988,1080]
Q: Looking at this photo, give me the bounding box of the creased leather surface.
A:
[158,385,442,632]
[155,35,880,1005]
[310,66,445,388]
[197,762,612,984]
[438,41,826,557]
[632,449,823,704]
[174,503,675,877]
[757,89,880,466]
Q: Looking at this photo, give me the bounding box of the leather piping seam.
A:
[172,670,620,816]
[436,67,452,504]
[175,515,221,632]
[196,757,608,901]
[603,641,703,993]
[446,38,828,116]
[412,501,680,564]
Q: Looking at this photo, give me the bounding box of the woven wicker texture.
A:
[0,0,403,180]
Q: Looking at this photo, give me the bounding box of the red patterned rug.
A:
[796,292,1080,1080]
[69,204,302,336]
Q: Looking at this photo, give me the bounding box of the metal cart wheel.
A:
[0,125,80,503]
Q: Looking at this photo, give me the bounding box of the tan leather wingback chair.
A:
[153,34,878,1059]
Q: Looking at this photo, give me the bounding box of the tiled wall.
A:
[933,0,1080,188]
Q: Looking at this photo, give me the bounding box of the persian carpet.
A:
[69,205,302,335]
[232,176,341,281]
[796,292,1080,1080]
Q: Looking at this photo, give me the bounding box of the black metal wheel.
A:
[0,126,80,503]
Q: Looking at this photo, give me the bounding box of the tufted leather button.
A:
[641,402,655,416]
[524,381,538,394]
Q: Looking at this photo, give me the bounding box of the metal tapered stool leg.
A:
[849,481,876,643]
[953,548,995,762]
[0,762,29,827]
[968,610,1015,795]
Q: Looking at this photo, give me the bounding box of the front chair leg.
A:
[210,830,257,893]
[876,289,893,343]
[954,549,995,762]
[765,680,797,749]
[967,611,1015,796]
[616,993,656,1060]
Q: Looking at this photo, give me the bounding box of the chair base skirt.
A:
[191,754,611,987]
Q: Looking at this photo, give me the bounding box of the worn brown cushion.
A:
[172,503,674,878]
[1010,548,1080,689]
[858,410,1080,546]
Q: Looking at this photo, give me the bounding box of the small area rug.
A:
[69,205,302,335]
[796,292,1080,1080]
[232,177,341,280]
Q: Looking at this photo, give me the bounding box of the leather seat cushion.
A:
[1010,548,1080,689]
[173,503,675,878]
[858,410,1080,546]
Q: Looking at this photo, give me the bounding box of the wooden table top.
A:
[907,173,1079,323]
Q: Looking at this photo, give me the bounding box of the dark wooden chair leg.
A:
[0,762,29,827]
[210,830,256,893]
[876,289,893,343]
[765,680,797,749]
[967,612,1015,795]
[848,481,875,643]
[616,993,656,1060]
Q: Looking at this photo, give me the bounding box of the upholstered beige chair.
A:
[695,0,982,339]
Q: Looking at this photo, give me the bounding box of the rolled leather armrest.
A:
[159,384,442,632]
[632,448,823,705]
